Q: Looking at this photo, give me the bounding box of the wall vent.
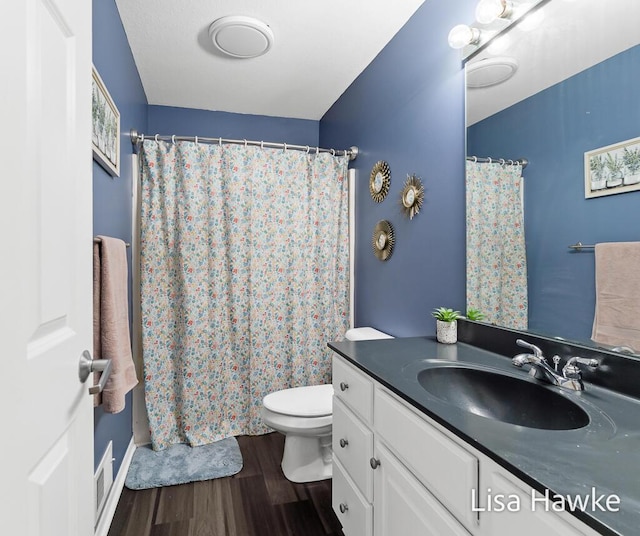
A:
[94,441,114,526]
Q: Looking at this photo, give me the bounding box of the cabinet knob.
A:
[370,457,381,469]
[339,438,349,448]
[339,382,349,391]
[339,503,349,514]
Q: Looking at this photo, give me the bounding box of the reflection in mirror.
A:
[465,0,640,355]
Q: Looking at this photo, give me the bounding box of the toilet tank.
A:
[344,327,393,341]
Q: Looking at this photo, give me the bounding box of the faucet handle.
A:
[562,356,599,379]
[516,339,544,358]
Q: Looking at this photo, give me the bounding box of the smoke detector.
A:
[209,16,274,59]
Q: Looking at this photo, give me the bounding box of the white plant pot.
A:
[624,173,640,185]
[436,320,457,344]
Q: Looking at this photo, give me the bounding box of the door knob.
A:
[78,350,113,395]
[339,382,349,391]
[339,438,349,448]
[339,503,348,513]
[370,457,381,469]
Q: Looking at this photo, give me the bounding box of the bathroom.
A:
[3,0,639,534]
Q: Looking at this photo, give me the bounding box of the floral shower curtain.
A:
[466,161,528,330]
[140,140,350,450]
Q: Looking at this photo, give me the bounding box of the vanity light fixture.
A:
[475,0,513,25]
[448,24,482,50]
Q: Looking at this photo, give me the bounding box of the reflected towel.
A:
[591,242,640,352]
[93,236,138,413]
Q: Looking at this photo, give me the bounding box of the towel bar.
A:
[93,237,131,248]
[568,242,595,250]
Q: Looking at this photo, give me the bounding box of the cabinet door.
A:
[333,397,374,502]
[374,442,472,536]
[481,470,600,536]
[375,388,479,531]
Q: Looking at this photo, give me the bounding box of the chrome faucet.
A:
[512,339,598,391]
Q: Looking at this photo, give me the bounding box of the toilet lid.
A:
[263,384,334,417]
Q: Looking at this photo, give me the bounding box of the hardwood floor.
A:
[108,433,345,536]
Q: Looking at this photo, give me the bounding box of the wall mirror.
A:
[465,0,640,356]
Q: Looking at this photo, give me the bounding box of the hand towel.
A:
[93,236,138,413]
[591,241,640,352]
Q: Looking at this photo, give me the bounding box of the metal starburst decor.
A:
[399,174,424,220]
[372,220,395,261]
[369,161,391,203]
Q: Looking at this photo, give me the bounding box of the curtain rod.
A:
[467,155,528,168]
[129,129,358,161]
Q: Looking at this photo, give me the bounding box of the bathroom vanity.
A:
[329,331,640,536]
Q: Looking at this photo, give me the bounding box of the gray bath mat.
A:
[125,437,243,489]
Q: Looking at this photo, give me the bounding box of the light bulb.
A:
[475,0,511,25]
[448,24,481,49]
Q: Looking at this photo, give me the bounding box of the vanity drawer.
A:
[374,387,479,532]
[333,356,373,424]
[333,397,374,502]
[332,457,373,536]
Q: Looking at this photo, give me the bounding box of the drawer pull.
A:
[370,457,381,469]
[339,503,349,514]
[339,438,349,448]
[339,381,349,391]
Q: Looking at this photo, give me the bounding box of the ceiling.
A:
[467,0,640,125]
[115,0,425,121]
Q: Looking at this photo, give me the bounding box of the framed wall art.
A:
[585,136,640,199]
[92,66,120,177]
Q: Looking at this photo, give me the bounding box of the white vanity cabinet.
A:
[331,353,602,536]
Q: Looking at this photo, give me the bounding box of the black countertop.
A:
[328,336,640,536]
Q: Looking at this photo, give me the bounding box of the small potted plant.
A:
[589,155,607,191]
[431,307,461,344]
[605,153,624,188]
[465,308,485,321]
[622,147,640,185]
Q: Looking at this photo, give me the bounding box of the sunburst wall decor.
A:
[369,161,391,203]
[400,174,424,220]
[372,220,395,261]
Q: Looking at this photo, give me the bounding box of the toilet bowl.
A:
[261,326,393,483]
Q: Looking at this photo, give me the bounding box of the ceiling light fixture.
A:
[447,24,482,49]
[209,16,274,59]
[475,0,513,25]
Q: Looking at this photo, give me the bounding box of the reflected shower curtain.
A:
[140,140,350,450]
[466,161,527,329]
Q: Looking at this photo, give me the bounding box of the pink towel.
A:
[93,236,138,413]
[591,242,640,353]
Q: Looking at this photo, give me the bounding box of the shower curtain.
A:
[139,140,350,450]
[466,161,528,330]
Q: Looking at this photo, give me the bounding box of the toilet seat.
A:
[263,384,333,417]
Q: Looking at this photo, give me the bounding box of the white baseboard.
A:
[95,437,136,536]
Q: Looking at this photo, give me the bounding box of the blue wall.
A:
[148,106,319,147]
[320,0,476,337]
[468,45,640,342]
[93,0,148,474]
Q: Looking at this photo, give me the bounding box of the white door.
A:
[0,1,94,535]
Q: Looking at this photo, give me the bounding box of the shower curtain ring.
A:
[283,143,287,152]
[171,135,176,144]
[195,136,198,144]
[140,134,145,142]
[499,158,505,165]
[487,157,492,163]
[154,134,159,143]
[261,140,264,149]
[219,137,222,146]
[472,156,477,163]
[316,147,320,155]
[306,145,310,154]
[508,159,514,165]
[331,149,336,156]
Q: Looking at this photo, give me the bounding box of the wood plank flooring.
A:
[108,432,345,536]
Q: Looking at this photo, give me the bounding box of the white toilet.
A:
[261,326,393,483]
